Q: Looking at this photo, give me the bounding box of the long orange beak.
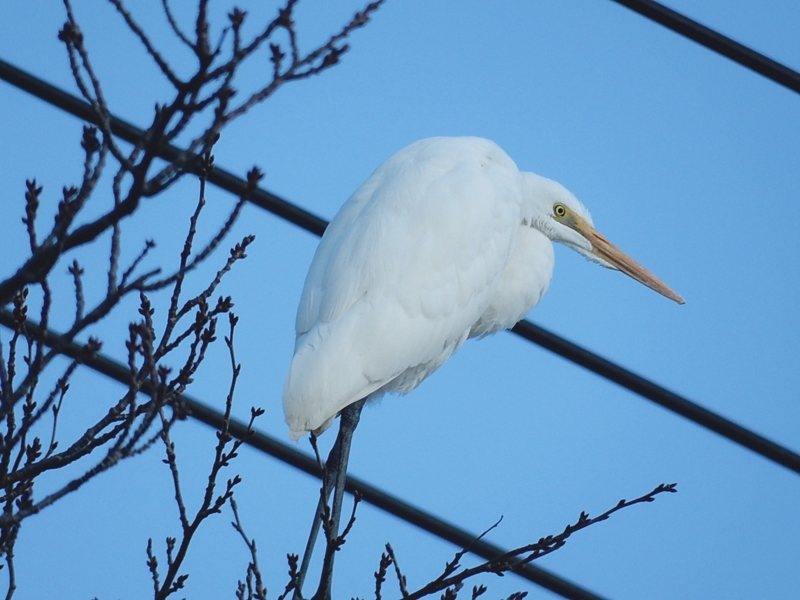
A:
[573,216,684,304]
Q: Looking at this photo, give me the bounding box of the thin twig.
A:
[107,0,183,88]
[403,483,678,600]
[230,497,267,600]
[160,0,193,48]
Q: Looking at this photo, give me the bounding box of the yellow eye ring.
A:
[554,204,567,218]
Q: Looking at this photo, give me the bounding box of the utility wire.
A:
[0,310,607,600]
[0,4,796,597]
[0,58,327,237]
[513,322,800,474]
[610,0,800,95]
[1,57,800,477]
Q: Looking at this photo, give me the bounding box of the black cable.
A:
[513,322,800,474]
[0,310,606,600]
[1,56,799,476]
[0,3,796,595]
[609,0,800,94]
[0,58,328,237]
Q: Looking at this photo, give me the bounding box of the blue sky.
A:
[1,1,799,599]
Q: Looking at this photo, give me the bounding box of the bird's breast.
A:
[470,225,554,337]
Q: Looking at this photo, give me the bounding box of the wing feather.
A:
[284,137,522,437]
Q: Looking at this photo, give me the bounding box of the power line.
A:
[609,0,800,95]
[0,58,327,238]
[0,3,795,596]
[0,309,607,600]
[2,57,798,476]
[513,322,800,474]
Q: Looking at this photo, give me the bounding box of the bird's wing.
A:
[284,138,522,437]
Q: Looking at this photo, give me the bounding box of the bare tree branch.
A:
[148,313,266,600]
[392,483,678,600]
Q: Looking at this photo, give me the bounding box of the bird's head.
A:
[522,172,684,304]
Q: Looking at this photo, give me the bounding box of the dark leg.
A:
[313,399,365,600]
[293,399,365,600]
[293,434,340,600]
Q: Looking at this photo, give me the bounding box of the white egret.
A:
[284,136,682,597]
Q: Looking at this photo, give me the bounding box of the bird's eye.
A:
[553,204,567,218]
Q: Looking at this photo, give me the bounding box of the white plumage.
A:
[283,137,682,439]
